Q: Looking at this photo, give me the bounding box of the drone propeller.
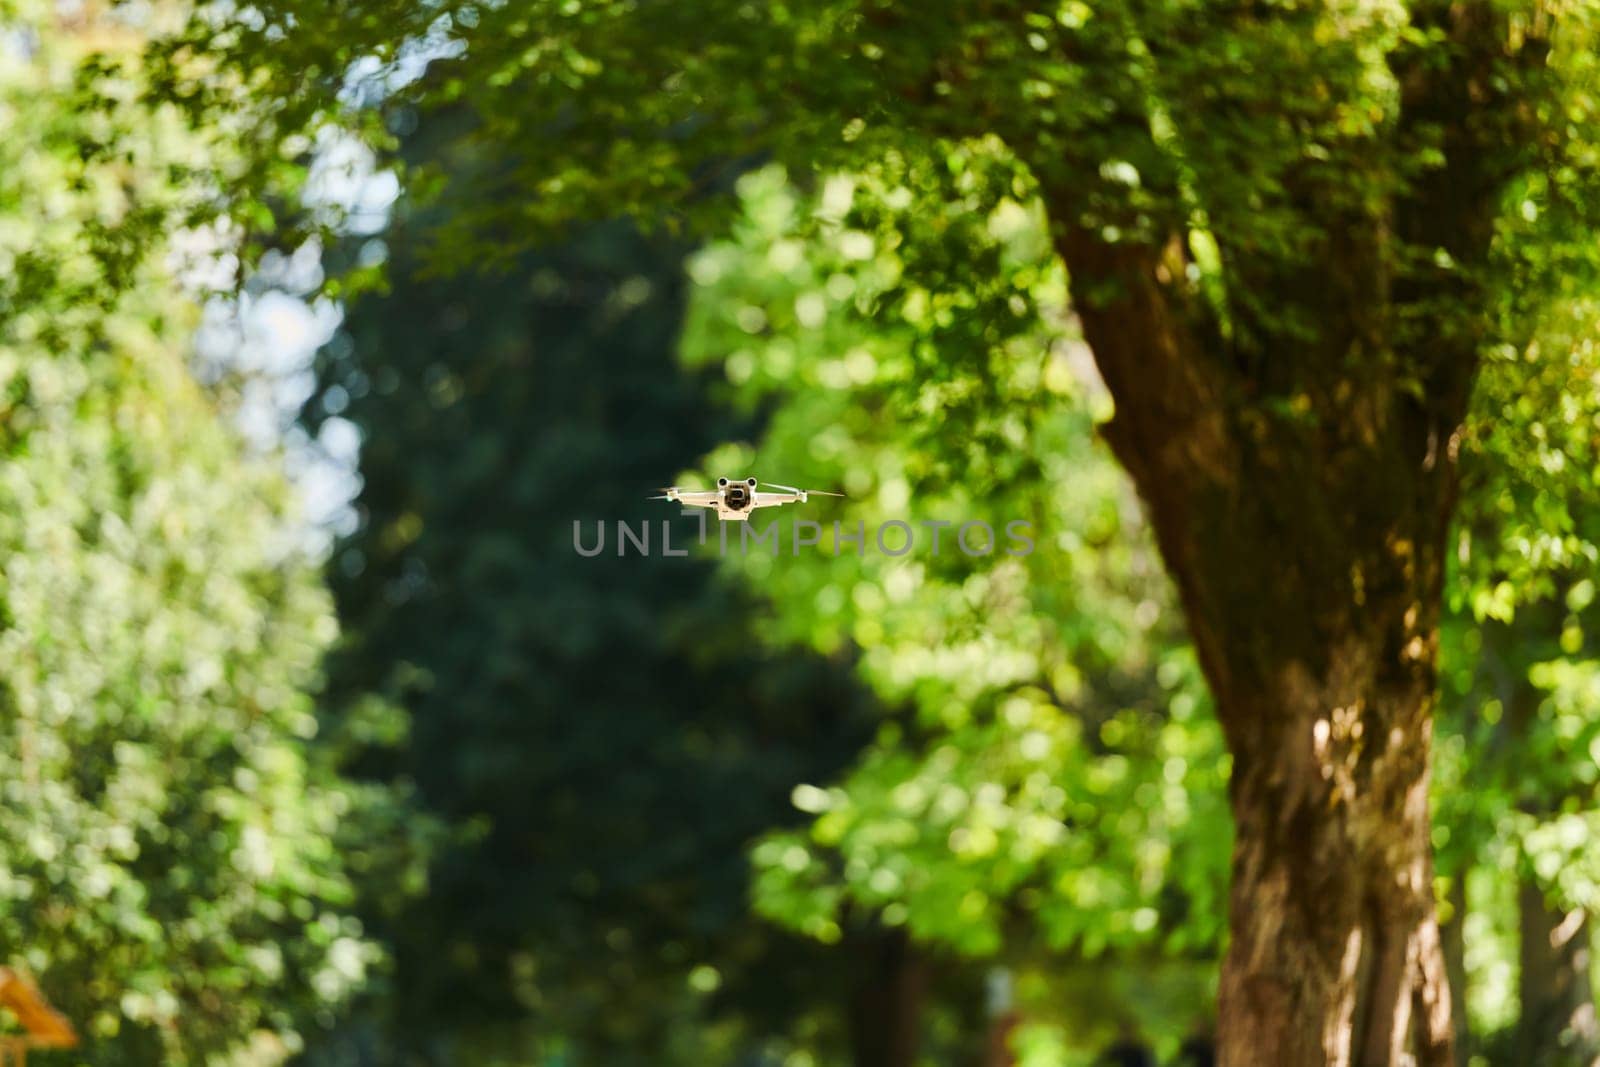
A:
[761,481,844,498]
[764,483,851,502]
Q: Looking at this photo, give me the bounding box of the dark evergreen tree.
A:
[299,110,877,1064]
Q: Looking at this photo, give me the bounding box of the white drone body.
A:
[652,477,843,521]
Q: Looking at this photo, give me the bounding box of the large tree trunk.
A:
[1041,219,1463,1066]
[1025,7,1537,1061]
[1208,619,1452,1067]
[848,927,925,1067]
[1044,179,1470,1067]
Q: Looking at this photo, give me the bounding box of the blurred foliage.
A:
[0,8,374,1064]
[1455,294,1600,617]
[677,162,1230,1053]
[1431,252,1600,1056]
[148,0,1600,368]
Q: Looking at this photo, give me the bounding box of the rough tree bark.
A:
[1026,4,1539,1062]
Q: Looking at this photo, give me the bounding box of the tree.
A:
[296,107,881,1065]
[0,11,374,1062]
[1431,294,1600,1063]
[681,162,1230,1062]
[154,1,1600,1061]
[1434,604,1600,1065]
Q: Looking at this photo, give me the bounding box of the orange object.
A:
[0,968,77,1065]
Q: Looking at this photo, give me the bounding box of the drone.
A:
[651,478,844,521]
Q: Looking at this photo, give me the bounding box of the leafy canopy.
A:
[0,9,375,1062]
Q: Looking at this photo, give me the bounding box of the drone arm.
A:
[659,490,720,505]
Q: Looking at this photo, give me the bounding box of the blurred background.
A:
[1,4,1598,1066]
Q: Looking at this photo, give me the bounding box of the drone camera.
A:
[717,477,729,488]
[747,478,758,487]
